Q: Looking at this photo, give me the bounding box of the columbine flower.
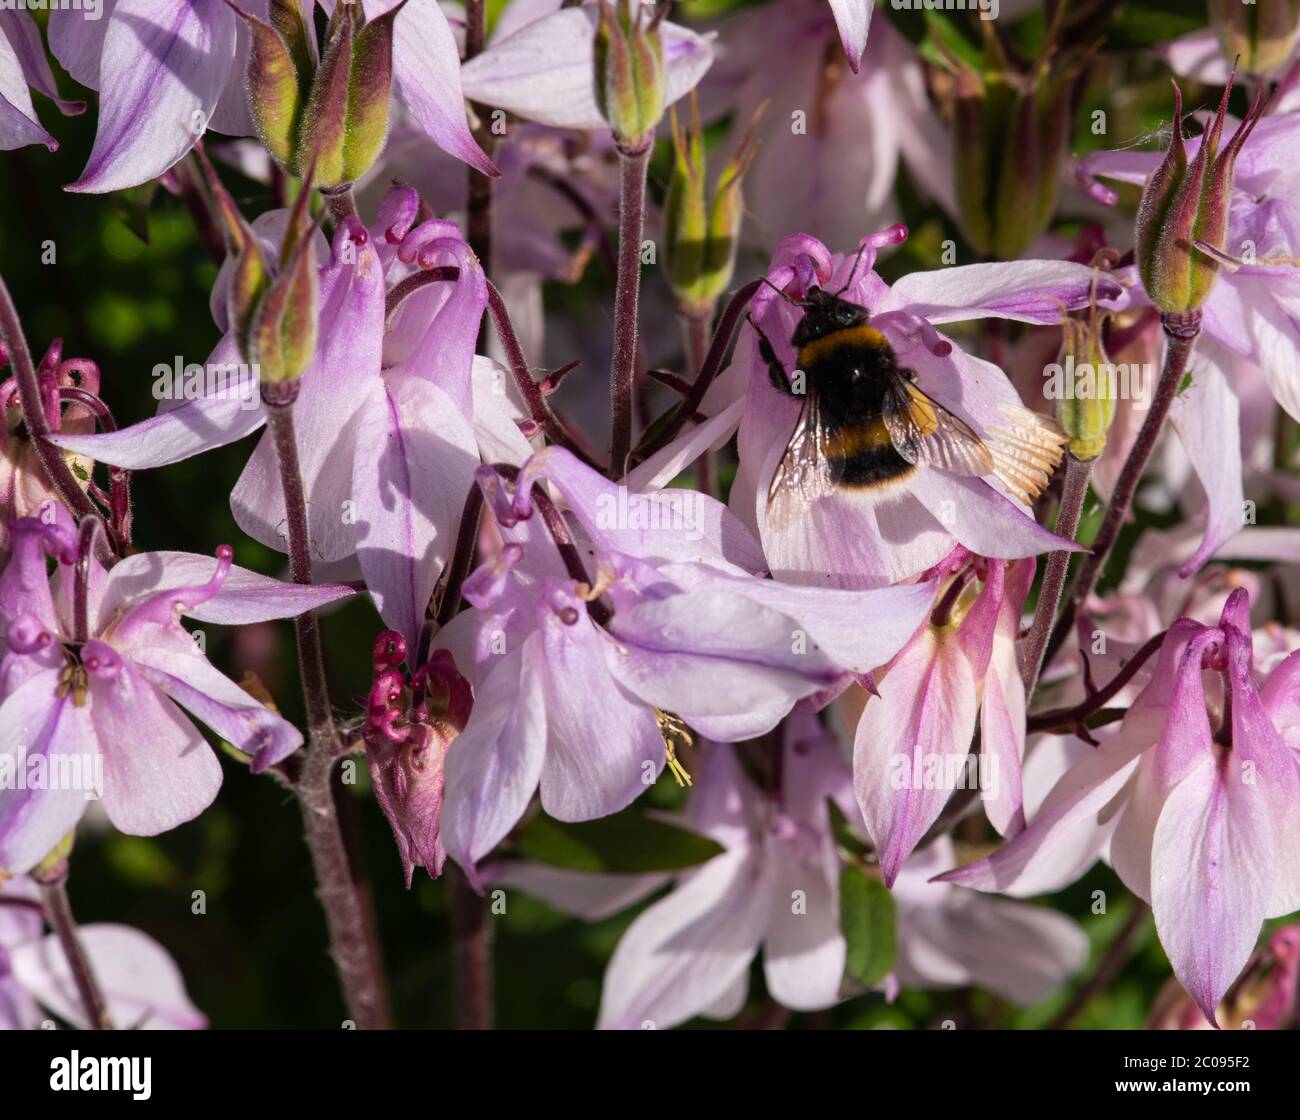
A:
[437,446,937,876]
[0,874,205,1030]
[493,718,1086,1029]
[0,7,84,152]
[848,552,1036,885]
[938,588,1300,1026]
[53,186,528,652]
[0,515,354,874]
[363,630,471,885]
[50,0,495,194]
[645,228,1116,589]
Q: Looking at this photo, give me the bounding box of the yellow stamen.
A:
[655,709,694,787]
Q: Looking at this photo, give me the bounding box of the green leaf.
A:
[826,797,869,861]
[1108,0,1203,51]
[512,812,725,873]
[840,864,897,986]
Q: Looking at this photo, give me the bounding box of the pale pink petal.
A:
[12,924,206,1029]
[488,861,667,922]
[827,0,873,73]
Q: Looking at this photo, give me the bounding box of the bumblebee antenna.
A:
[832,243,869,297]
[759,276,803,307]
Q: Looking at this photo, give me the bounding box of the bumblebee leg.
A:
[902,367,918,383]
[748,314,796,397]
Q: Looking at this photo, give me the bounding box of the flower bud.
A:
[594,0,666,153]
[1053,305,1116,461]
[1209,0,1300,76]
[663,93,763,318]
[950,23,1093,259]
[238,0,403,189]
[1136,73,1263,314]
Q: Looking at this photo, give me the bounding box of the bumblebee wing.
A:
[766,392,839,531]
[882,374,995,478]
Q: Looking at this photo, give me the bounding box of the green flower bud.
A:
[237,0,403,189]
[949,20,1094,260]
[1053,307,1116,462]
[594,0,666,153]
[1209,0,1300,76]
[1136,73,1263,314]
[250,181,319,387]
[663,94,763,318]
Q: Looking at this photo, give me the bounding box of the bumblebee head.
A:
[790,286,871,347]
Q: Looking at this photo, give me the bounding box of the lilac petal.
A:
[67,0,238,194]
[96,550,355,630]
[890,261,1126,325]
[908,471,1082,560]
[1,10,84,116]
[1169,340,1244,576]
[536,597,665,820]
[12,925,206,1030]
[0,519,65,637]
[471,356,536,468]
[1157,28,1230,86]
[762,827,845,1011]
[48,0,120,88]
[519,446,767,574]
[128,643,303,772]
[667,563,936,674]
[90,666,222,836]
[50,388,266,468]
[353,378,479,653]
[0,30,55,150]
[488,861,668,922]
[854,625,980,886]
[596,848,770,1030]
[827,0,873,73]
[936,722,1152,896]
[459,8,713,131]
[980,594,1029,836]
[441,640,548,870]
[0,672,94,874]
[625,395,747,492]
[232,228,386,562]
[1152,751,1273,1026]
[603,590,842,741]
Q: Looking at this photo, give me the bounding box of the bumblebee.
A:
[752,284,1066,530]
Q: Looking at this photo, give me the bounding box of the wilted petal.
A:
[67,0,237,193]
[12,924,206,1029]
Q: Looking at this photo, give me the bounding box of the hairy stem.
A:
[1069,313,1201,604]
[1020,452,1092,698]
[609,144,652,478]
[40,876,112,1030]
[448,864,494,1029]
[264,398,392,1030]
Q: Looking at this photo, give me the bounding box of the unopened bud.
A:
[238,0,403,189]
[1136,71,1263,314]
[1053,307,1115,461]
[664,93,764,318]
[1209,0,1300,76]
[595,0,666,153]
